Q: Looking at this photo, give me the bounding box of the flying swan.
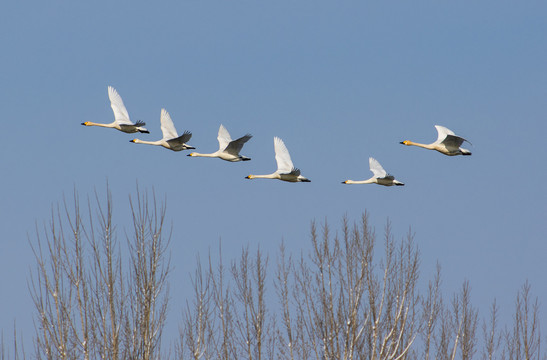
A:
[81,86,149,134]
[245,137,310,182]
[400,125,471,156]
[187,124,252,162]
[342,157,404,186]
[130,109,194,151]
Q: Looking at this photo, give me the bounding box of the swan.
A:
[245,137,311,182]
[342,157,404,186]
[400,125,471,156]
[187,124,252,162]
[130,109,194,151]
[81,86,149,133]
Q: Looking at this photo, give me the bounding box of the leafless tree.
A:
[481,299,501,360]
[503,281,542,360]
[23,198,547,360]
[29,187,170,360]
[275,214,425,360]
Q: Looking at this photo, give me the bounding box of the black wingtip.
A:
[186,146,196,150]
[242,157,251,161]
[396,183,405,186]
[139,130,150,134]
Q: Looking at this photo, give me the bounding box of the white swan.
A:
[245,137,310,182]
[187,124,252,162]
[400,125,471,156]
[130,109,194,151]
[342,157,404,186]
[81,86,149,134]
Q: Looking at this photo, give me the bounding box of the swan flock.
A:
[83,86,473,186]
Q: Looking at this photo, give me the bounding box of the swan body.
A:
[400,125,471,156]
[342,157,404,186]
[187,124,252,162]
[246,137,310,183]
[130,109,194,151]
[81,86,149,134]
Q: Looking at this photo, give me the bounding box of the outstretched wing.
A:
[169,131,192,145]
[225,134,252,156]
[435,125,469,147]
[369,157,388,178]
[160,109,179,140]
[274,137,295,173]
[217,124,233,151]
[108,86,132,125]
[288,167,301,176]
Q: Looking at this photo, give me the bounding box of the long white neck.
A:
[344,178,375,184]
[406,141,436,150]
[248,173,279,180]
[133,139,163,146]
[188,151,219,158]
[85,121,116,128]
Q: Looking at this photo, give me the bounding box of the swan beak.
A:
[400,141,409,145]
[129,139,136,143]
[187,153,194,157]
[81,122,88,126]
[342,180,347,184]
[245,175,252,179]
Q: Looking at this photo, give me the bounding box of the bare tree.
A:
[26,200,547,360]
[503,281,542,360]
[231,246,270,360]
[29,187,170,360]
[284,214,426,360]
[482,299,501,360]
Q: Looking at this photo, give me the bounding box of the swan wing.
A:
[369,157,388,178]
[225,134,252,156]
[274,137,295,173]
[160,109,179,139]
[168,131,192,145]
[435,125,470,147]
[108,86,133,125]
[217,124,232,151]
[434,125,455,144]
[289,168,301,176]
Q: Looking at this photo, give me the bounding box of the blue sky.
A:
[1,1,546,344]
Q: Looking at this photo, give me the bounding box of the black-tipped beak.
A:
[399,141,405,144]
[186,154,192,157]
[81,122,85,125]
[129,140,134,143]
[341,181,346,184]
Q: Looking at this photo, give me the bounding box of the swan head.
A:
[187,153,196,157]
[342,180,348,184]
[81,122,89,126]
[245,175,254,179]
[129,139,136,143]
[400,140,411,145]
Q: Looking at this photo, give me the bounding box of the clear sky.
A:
[1,0,546,346]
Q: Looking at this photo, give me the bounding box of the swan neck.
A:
[190,152,217,158]
[345,178,375,184]
[87,121,114,128]
[250,173,277,179]
[407,141,434,150]
[134,139,160,145]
